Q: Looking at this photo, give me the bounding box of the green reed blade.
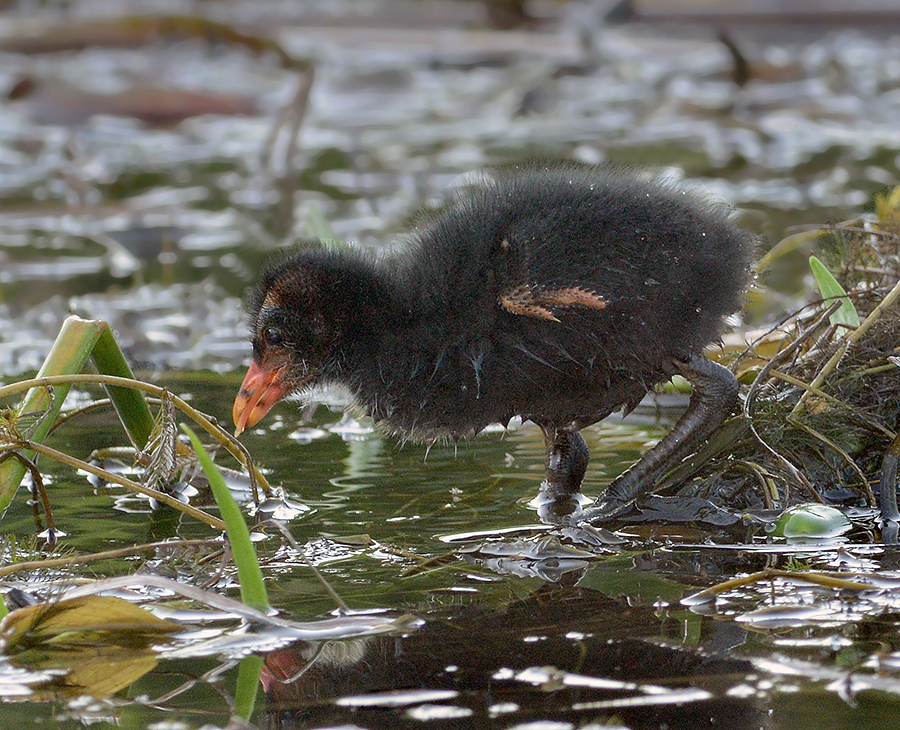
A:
[1,317,103,511]
[181,425,270,613]
[809,255,860,328]
[89,324,154,448]
[0,316,155,512]
[234,654,263,721]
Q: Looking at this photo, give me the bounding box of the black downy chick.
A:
[233,162,754,522]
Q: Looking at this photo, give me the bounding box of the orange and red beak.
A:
[232,359,294,435]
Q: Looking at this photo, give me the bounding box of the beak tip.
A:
[233,401,256,437]
[232,400,248,436]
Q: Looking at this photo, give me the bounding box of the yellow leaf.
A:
[1,595,179,650]
[0,595,179,700]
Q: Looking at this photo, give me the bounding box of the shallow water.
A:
[3,381,900,729]
[2,1,900,728]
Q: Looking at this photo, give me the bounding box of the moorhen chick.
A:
[232,162,753,523]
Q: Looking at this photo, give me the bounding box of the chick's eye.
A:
[263,327,284,346]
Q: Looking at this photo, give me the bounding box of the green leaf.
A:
[809,255,860,328]
[234,654,263,720]
[0,316,156,511]
[90,324,155,448]
[181,425,270,613]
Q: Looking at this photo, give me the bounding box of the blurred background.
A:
[1,0,899,380]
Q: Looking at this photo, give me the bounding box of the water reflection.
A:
[262,581,764,730]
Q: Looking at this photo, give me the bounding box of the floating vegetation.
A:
[677,185,900,542]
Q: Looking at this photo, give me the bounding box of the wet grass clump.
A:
[682,186,900,536]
